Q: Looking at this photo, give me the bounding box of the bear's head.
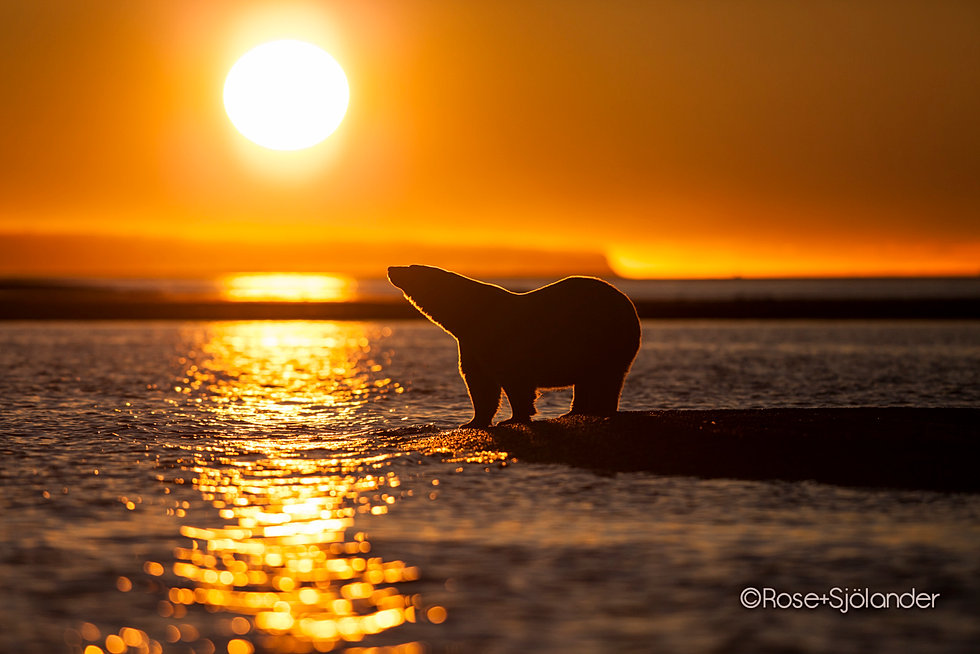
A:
[388,265,500,336]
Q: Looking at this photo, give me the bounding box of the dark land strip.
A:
[410,409,980,493]
[2,298,980,320]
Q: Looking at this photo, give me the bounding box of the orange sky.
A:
[1,1,978,278]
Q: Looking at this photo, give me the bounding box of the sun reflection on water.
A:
[76,322,433,654]
[171,322,404,430]
[167,454,419,652]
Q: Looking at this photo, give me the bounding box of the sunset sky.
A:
[1,1,978,278]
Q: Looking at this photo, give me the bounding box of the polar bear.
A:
[387,265,641,428]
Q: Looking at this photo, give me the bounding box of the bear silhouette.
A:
[387,265,641,428]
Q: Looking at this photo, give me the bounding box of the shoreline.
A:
[410,408,980,493]
[2,298,979,320]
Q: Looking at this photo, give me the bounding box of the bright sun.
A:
[223,40,350,151]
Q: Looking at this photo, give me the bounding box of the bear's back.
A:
[523,276,637,319]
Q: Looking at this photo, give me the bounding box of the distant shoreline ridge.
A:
[2,297,979,320]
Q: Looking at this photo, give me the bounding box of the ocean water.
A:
[2,319,980,654]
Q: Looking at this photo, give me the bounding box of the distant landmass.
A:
[2,274,979,320]
[3,230,980,320]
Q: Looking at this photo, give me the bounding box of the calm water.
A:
[2,320,980,653]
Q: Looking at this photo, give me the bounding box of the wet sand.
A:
[411,408,980,493]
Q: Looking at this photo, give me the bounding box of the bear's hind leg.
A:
[565,374,625,418]
[499,385,537,426]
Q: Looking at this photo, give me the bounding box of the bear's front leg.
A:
[458,356,501,429]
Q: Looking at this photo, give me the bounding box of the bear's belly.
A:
[487,353,592,388]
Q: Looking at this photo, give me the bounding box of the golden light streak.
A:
[607,240,980,279]
[221,273,357,302]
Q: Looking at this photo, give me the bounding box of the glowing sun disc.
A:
[223,40,350,151]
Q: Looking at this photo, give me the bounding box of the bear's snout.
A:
[387,266,408,288]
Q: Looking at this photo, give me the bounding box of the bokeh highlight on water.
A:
[2,320,980,653]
